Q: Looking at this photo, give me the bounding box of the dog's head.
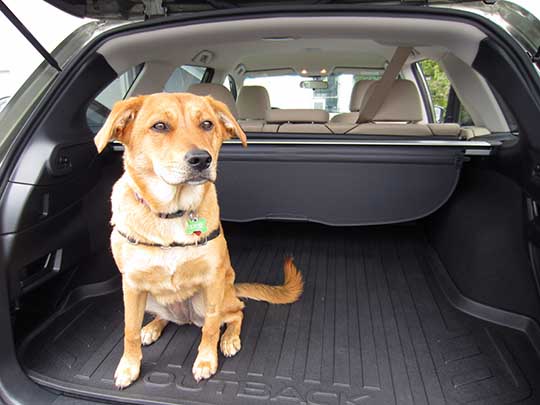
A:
[94,92,247,185]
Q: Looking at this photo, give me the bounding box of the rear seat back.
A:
[188,83,239,117]
[330,79,462,137]
[460,126,491,139]
[428,123,461,137]
[236,85,271,132]
[187,81,473,138]
[362,79,423,122]
[263,109,331,133]
[237,86,270,120]
[330,80,374,124]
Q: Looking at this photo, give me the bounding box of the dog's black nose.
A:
[185,149,212,171]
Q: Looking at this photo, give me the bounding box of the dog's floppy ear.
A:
[93,96,143,153]
[206,96,247,148]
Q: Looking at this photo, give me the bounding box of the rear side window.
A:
[419,60,473,125]
[223,75,237,99]
[86,64,143,134]
[163,65,207,92]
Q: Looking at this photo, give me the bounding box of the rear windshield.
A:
[243,69,383,116]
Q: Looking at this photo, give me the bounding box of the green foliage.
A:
[353,72,383,82]
[419,60,474,125]
[459,104,474,126]
[419,60,450,110]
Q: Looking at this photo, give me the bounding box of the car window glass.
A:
[163,65,206,92]
[243,69,383,118]
[223,75,237,99]
[419,59,474,126]
[86,64,143,134]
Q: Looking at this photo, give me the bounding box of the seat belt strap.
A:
[356,46,412,124]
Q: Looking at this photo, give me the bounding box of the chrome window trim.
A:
[112,139,494,156]
[222,139,494,147]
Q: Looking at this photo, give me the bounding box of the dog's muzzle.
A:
[185,149,212,172]
[155,150,215,185]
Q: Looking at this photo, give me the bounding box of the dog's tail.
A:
[234,256,303,304]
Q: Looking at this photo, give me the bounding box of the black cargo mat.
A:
[19,223,540,404]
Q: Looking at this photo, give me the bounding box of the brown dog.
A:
[93,92,303,388]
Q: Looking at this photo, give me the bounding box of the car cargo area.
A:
[4,2,540,404]
[17,220,540,405]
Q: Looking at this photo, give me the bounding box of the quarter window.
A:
[86,64,143,134]
[223,75,237,99]
[163,65,207,92]
[419,59,473,126]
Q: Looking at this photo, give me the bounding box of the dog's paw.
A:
[220,334,241,357]
[114,356,141,389]
[141,322,163,346]
[192,352,218,382]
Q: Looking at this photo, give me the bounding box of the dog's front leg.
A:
[114,280,148,389]
[192,275,224,381]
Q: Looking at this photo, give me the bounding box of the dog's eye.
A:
[151,122,169,132]
[200,120,214,131]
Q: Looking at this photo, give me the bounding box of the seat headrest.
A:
[361,79,424,123]
[349,80,376,112]
[188,83,238,117]
[265,109,329,124]
[237,86,271,120]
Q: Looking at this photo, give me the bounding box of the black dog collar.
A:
[115,227,221,249]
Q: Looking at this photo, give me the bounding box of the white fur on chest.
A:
[111,175,218,293]
[123,242,211,277]
[144,176,206,213]
[112,179,207,246]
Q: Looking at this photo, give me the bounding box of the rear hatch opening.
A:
[1,3,540,404]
